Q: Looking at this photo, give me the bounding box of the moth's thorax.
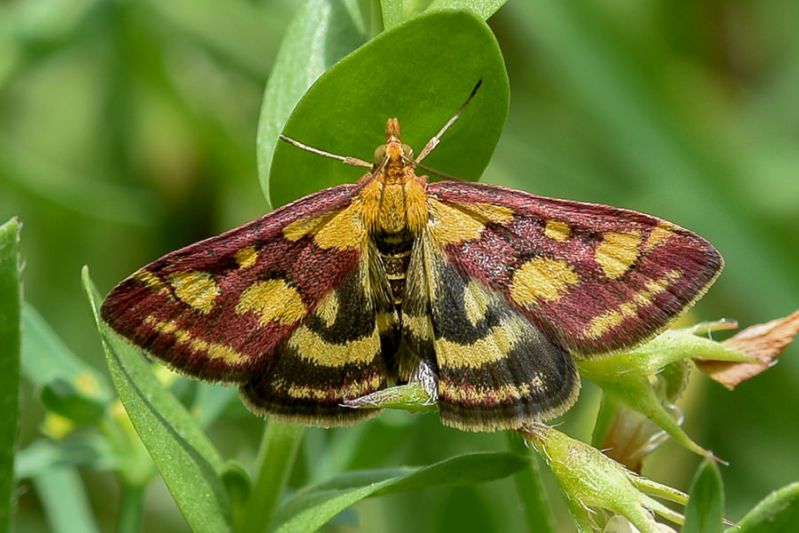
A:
[361,118,429,236]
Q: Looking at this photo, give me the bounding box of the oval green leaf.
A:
[684,458,724,533]
[268,9,509,207]
[82,269,233,532]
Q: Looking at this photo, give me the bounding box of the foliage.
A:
[2,0,799,531]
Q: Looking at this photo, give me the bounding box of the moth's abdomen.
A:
[374,229,414,306]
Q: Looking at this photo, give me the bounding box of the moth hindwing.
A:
[102,116,722,431]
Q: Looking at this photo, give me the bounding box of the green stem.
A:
[506,432,556,533]
[591,393,621,449]
[241,421,304,533]
[117,482,145,533]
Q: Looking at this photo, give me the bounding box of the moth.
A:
[101,83,723,431]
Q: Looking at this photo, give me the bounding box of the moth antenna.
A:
[279,134,373,168]
[402,155,463,181]
[415,79,482,164]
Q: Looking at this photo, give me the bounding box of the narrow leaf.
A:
[269,9,509,207]
[426,0,507,20]
[15,437,116,479]
[0,217,21,532]
[380,0,403,29]
[82,268,232,532]
[272,452,528,532]
[684,458,724,533]
[21,304,112,423]
[257,0,368,207]
[34,467,100,533]
[737,482,799,532]
[20,304,111,394]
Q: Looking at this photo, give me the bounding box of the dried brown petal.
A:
[697,310,799,389]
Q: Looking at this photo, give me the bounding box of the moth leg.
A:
[408,358,439,404]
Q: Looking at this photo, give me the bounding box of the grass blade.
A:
[0,218,21,531]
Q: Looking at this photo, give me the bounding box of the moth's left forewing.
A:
[426,181,723,356]
[101,184,399,427]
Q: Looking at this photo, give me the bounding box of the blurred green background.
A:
[2,0,798,531]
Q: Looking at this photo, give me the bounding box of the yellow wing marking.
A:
[282,211,338,241]
[584,269,683,339]
[427,199,486,245]
[234,246,258,269]
[376,311,397,333]
[288,323,380,367]
[544,220,571,242]
[435,315,528,369]
[236,279,307,326]
[285,375,383,401]
[167,271,220,314]
[314,201,366,250]
[643,223,676,252]
[449,202,514,225]
[510,258,580,307]
[439,374,553,404]
[144,316,245,364]
[404,314,434,340]
[284,201,366,250]
[595,231,642,279]
[463,281,491,327]
[133,270,172,297]
[315,291,339,328]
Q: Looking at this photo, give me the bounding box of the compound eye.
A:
[374,145,387,163]
[401,144,414,159]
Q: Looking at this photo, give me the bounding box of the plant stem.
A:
[117,482,145,533]
[241,421,304,533]
[507,432,556,533]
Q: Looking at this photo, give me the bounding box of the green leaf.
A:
[257,0,369,207]
[33,467,100,533]
[15,437,116,479]
[0,217,21,532]
[82,268,233,532]
[242,422,304,533]
[20,305,110,392]
[272,452,528,533]
[379,0,403,29]
[426,0,507,20]
[221,460,252,532]
[381,0,507,27]
[506,433,555,533]
[736,482,799,533]
[21,304,114,422]
[684,458,724,533]
[268,9,509,207]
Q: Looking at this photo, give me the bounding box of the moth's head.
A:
[373,117,414,168]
